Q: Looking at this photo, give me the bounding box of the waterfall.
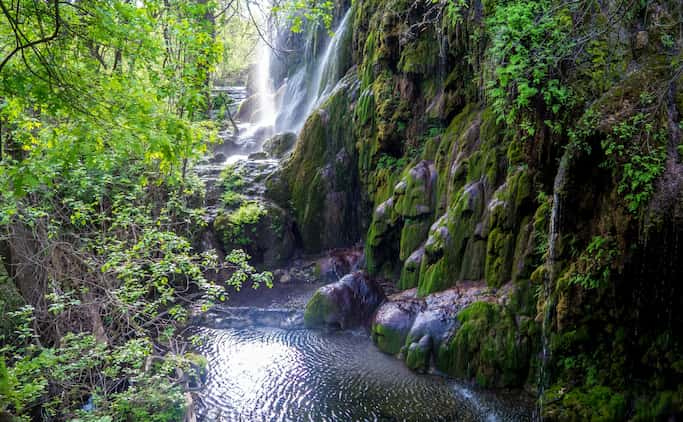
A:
[272,9,353,133]
[309,10,352,106]
[538,147,571,415]
[253,40,277,128]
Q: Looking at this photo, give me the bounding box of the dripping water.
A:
[538,148,571,417]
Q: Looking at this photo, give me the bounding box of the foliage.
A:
[213,0,260,81]
[272,0,335,34]
[376,153,410,171]
[568,236,618,289]
[217,201,267,245]
[220,163,247,207]
[599,112,667,214]
[0,0,270,420]
[441,0,468,29]
[1,332,189,421]
[485,0,574,137]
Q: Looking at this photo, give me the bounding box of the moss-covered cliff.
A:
[288,0,682,418]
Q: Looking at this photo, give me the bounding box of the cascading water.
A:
[272,9,352,133]
[253,40,278,129]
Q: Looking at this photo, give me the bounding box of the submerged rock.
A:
[304,271,385,329]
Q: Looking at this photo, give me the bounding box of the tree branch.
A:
[0,0,61,76]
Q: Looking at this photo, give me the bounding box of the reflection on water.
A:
[195,327,533,421]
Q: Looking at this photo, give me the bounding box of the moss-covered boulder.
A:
[405,335,432,372]
[436,301,532,388]
[214,200,296,267]
[371,299,421,355]
[393,161,437,218]
[304,271,386,329]
[398,246,424,290]
[235,93,264,122]
[263,132,297,158]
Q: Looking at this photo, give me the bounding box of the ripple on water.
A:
[195,327,533,422]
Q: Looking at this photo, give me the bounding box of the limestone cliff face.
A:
[285,0,682,418]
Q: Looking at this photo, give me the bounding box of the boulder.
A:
[371,298,421,355]
[213,200,296,267]
[393,160,437,218]
[304,271,385,329]
[263,132,297,158]
[235,94,261,121]
[405,335,432,372]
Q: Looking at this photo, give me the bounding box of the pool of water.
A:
[194,326,533,421]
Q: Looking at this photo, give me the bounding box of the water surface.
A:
[195,326,533,421]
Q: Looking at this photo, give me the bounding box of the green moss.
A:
[393,165,435,218]
[542,385,627,422]
[398,30,439,75]
[365,196,402,277]
[304,289,336,328]
[405,341,430,372]
[355,88,375,127]
[398,255,421,290]
[371,322,408,355]
[632,387,683,421]
[417,259,451,296]
[282,75,360,252]
[436,301,531,388]
[511,216,533,282]
[485,228,514,288]
[399,219,430,260]
[214,201,265,245]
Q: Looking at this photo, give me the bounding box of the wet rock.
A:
[263,132,297,158]
[406,307,454,348]
[281,74,363,253]
[235,94,261,121]
[370,281,530,381]
[304,271,386,329]
[211,152,226,164]
[398,245,424,290]
[405,335,432,372]
[248,152,268,160]
[393,160,437,218]
[271,248,363,285]
[252,125,274,143]
[371,298,421,355]
[436,300,533,388]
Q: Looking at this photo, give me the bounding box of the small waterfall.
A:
[538,148,571,415]
[273,9,352,133]
[253,40,277,128]
[309,10,352,106]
